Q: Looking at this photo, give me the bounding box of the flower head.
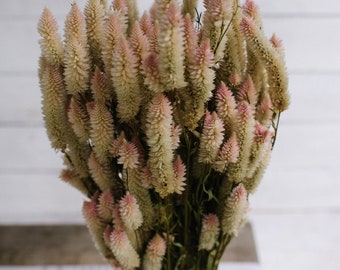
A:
[110,228,140,269]
[119,192,143,230]
[198,111,225,164]
[118,142,140,169]
[199,214,220,251]
[143,234,166,270]
[222,184,249,236]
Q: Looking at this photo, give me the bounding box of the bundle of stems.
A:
[38,0,289,269]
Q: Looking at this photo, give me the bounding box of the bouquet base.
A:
[1,223,259,269]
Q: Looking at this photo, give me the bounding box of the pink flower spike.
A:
[118,141,139,169]
[119,192,143,230]
[173,155,186,194]
[109,133,125,157]
[239,15,257,37]
[110,228,140,269]
[203,213,220,231]
[222,183,249,236]
[254,122,273,144]
[148,234,166,257]
[198,111,225,164]
[242,0,259,19]
[237,76,257,106]
[97,190,115,222]
[103,225,114,247]
[198,213,220,251]
[218,132,240,163]
[82,200,101,229]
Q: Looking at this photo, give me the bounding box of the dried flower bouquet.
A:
[38,0,289,269]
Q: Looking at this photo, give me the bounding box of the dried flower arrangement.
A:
[38,0,289,269]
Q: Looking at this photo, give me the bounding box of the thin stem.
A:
[165,196,172,270]
[213,0,240,55]
[271,111,281,149]
[184,131,191,251]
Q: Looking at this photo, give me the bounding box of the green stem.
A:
[271,111,281,149]
[165,196,172,270]
[184,131,191,252]
[213,0,240,55]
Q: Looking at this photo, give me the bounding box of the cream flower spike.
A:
[158,1,187,90]
[38,8,64,66]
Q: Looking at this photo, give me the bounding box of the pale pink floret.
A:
[143,234,166,270]
[110,228,140,269]
[119,192,143,230]
[198,213,220,251]
[97,190,115,222]
[109,133,125,157]
[148,234,167,257]
[173,155,186,194]
[239,15,257,37]
[254,122,274,144]
[217,132,240,163]
[242,0,260,19]
[198,111,225,164]
[237,76,257,106]
[222,184,249,236]
[118,142,140,169]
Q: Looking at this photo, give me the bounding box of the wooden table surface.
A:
[0,1,339,270]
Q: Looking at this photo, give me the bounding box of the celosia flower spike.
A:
[173,155,186,194]
[139,12,159,53]
[270,33,285,58]
[198,213,220,251]
[237,76,258,106]
[246,122,273,179]
[198,111,225,164]
[60,168,88,195]
[242,0,262,25]
[88,152,115,191]
[97,190,115,223]
[183,13,198,65]
[184,40,215,129]
[215,82,237,136]
[145,94,176,197]
[202,0,233,61]
[40,65,68,151]
[38,8,64,66]
[118,141,140,169]
[171,123,182,150]
[227,101,255,182]
[143,234,167,270]
[214,132,239,172]
[119,192,143,231]
[89,102,114,163]
[130,22,150,68]
[221,183,249,236]
[85,0,105,67]
[102,12,124,78]
[110,228,140,269]
[240,15,290,112]
[64,3,87,46]
[63,37,90,95]
[256,95,273,126]
[109,132,125,158]
[68,97,90,143]
[143,53,163,92]
[158,1,187,90]
[125,0,139,34]
[190,40,215,103]
[83,200,111,258]
[111,37,142,122]
[91,67,111,104]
